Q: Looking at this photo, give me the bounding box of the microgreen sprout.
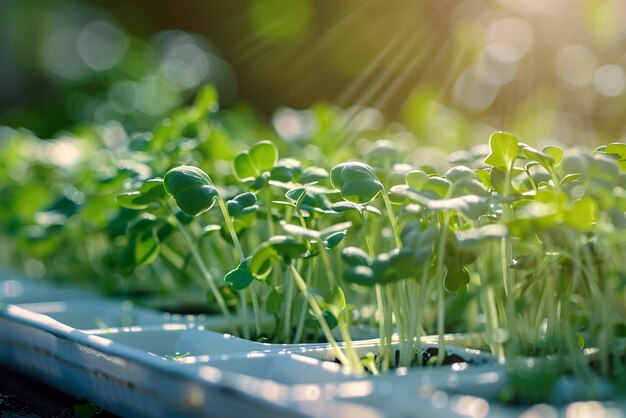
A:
[6,86,626,398]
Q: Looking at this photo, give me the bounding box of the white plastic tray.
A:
[1,274,625,418]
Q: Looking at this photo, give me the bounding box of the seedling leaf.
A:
[344,265,377,287]
[444,266,470,293]
[134,228,160,266]
[233,152,257,182]
[163,166,219,216]
[564,197,597,231]
[300,166,329,184]
[405,170,429,190]
[341,246,371,267]
[116,178,166,209]
[523,146,555,171]
[484,131,519,171]
[331,201,362,214]
[543,145,563,165]
[225,259,255,291]
[249,236,308,279]
[249,141,278,172]
[323,230,346,248]
[285,187,306,206]
[330,162,383,204]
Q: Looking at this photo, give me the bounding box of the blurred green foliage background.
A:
[1,0,626,147]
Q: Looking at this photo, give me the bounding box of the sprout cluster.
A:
[3,86,626,394]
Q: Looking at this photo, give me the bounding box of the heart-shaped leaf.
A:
[330,162,383,204]
[300,166,329,184]
[134,228,160,267]
[234,141,278,182]
[341,246,371,267]
[344,265,377,287]
[163,166,219,216]
[225,259,255,291]
[543,145,563,165]
[233,152,258,182]
[249,141,278,172]
[405,169,429,190]
[249,236,308,279]
[285,187,307,206]
[227,192,258,217]
[444,266,470,293]
[445,166,477,183]
[371,248,418,285]
[522,146,555,171]
[117,178,166,210]
[422,176,451,199]
[270,158,301,182]
[484,131,519,171]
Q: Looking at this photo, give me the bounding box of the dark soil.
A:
[422,347,467,365]
[0,367,117,418]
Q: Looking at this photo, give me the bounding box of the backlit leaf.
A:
[484,131,519,171]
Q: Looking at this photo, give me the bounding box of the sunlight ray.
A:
[328,3,453,149]
[334,22,414,108]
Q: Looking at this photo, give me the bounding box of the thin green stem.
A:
[581,241,609,377]
[435,214,450,366]
[250,281,262,338]
[381,190,402,249]
[317,242,337,289]
[293,259,315,343]
[264,188,275,237]
[398,282,414,367]
[283,266,294,341]
[288,264,354,370]
[216,196,245,261]
[337,313,364,373]
[548,167,561,193]
[216,195,258,340]
[411,265,431,365]
[359,212,375,258]
[167,205,235,334]
[500,165,517,358]
[376,284,393,372]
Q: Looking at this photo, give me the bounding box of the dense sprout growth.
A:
[2,87,626,394]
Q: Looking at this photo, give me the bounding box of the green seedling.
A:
[8,83,626,395]
[164,165,262,339]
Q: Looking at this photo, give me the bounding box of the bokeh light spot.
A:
[555,45,598,87]
[593,64,625,97]
[77,21,128,71]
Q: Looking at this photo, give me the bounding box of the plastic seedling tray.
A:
[2,274,625,418]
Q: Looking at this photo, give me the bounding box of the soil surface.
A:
[0,367,117,418]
